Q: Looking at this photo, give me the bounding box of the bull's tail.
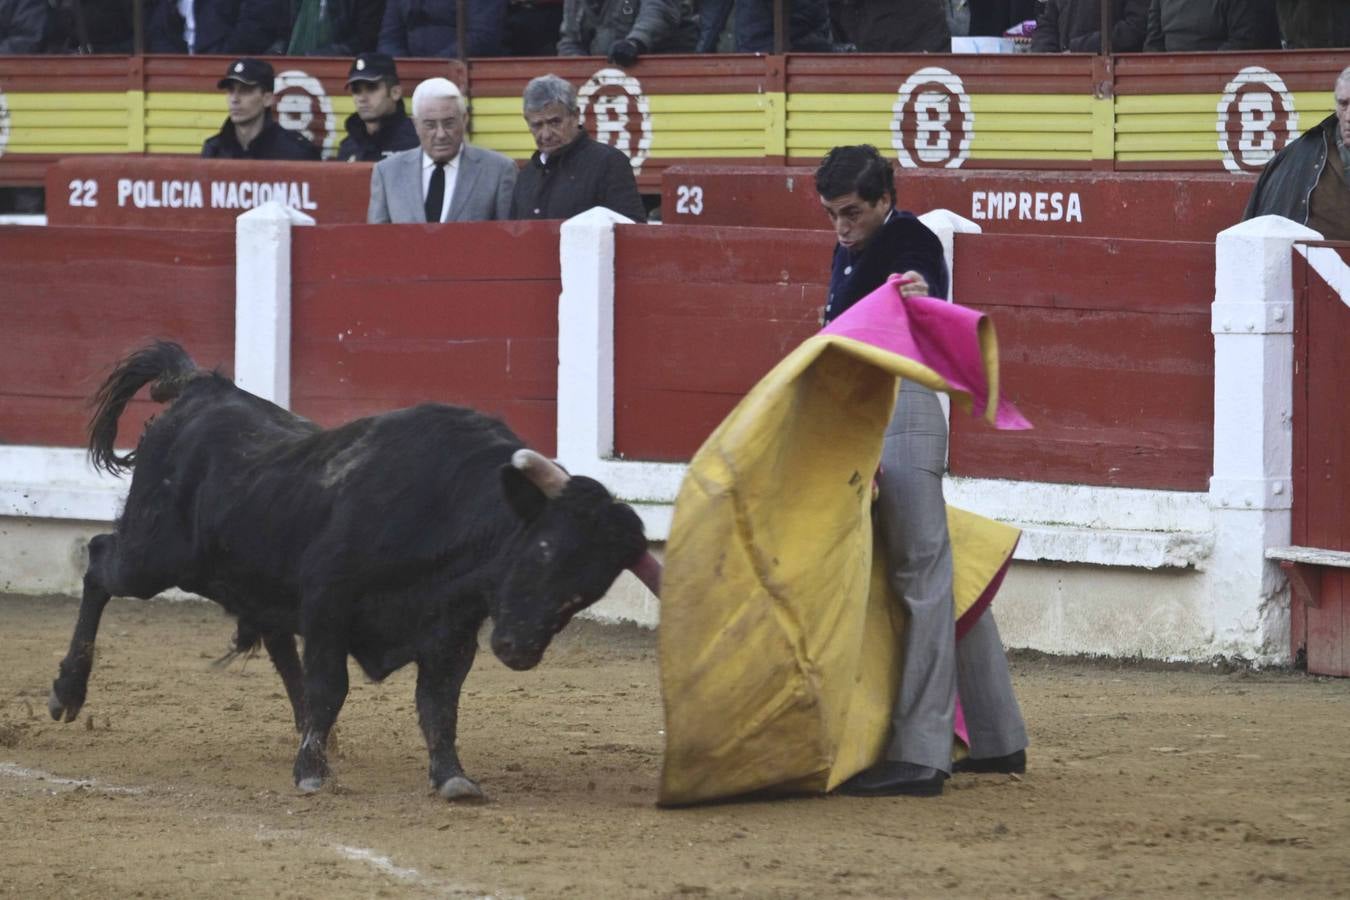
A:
[88,341,199,475]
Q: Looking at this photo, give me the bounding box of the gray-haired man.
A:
[509,74,646,223]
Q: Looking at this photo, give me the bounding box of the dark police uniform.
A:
[201,57,322,161]
[337,52,420,163]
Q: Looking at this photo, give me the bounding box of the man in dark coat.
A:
[557,0,697,64]
[510,73,646,223]
[1243,67,1350,242]
[1030,0,1146,52]
[201,59,322,161]
[1144,0,1279,51]
[831,0,950,53]
[0,0,48,52]
[337,52,418,163]
[967,0,1036,34]
[1277,0,1350,48]
[147,0,290,53]
[377,0,505,58]
[697,0,834,53]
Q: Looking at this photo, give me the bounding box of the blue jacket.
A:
[377,0,505,58]
[823,210,949,324]
[146,0,290,54]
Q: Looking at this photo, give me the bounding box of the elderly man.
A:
[338,52,418,163]
[202,59,320,160]
[1244,67,1350,242]
[367,77,516,224]
[509,74,646,223]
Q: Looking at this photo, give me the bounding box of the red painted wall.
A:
[0,226,234,448]
[612,224,832,461]
[1290,245,1350,676]
[289,220,562,454]
[613,226,1214,491]
[949,234,1214,491]
[662,166,1254,241]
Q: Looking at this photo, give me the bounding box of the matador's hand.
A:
[895,271,928,298]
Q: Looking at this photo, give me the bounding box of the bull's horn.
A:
[511,448,571,498]
[628,551,662,598]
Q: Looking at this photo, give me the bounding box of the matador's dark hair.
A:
[813,144,896,206]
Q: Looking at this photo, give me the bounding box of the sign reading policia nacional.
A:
[46,157,373,228]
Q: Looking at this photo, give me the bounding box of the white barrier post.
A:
[918,209,982,437]
[234,201,314,408]
[917,208,981,303]
[1209,215,1321,660]
[556,206,633,477]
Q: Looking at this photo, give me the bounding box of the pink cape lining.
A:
[820,274,1032,431]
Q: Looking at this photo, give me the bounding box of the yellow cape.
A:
[657,334,1020,806]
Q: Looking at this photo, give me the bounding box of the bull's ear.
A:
[500,464,548,521]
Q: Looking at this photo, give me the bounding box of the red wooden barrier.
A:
[289,220,563,454]
[1290,244,1350,677]
[612,224,830,460]
[950,233,1214,491]
[0,225,234,447]
[612,225,1214,491]
[661,166,1254,241]
[46,157,374,229]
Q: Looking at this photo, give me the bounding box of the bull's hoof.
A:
[436,775,485,801]
[48,685,82,723]
[296,776,325,794]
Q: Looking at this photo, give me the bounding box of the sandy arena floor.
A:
[2,592,1349,899]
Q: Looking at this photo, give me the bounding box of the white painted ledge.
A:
[0,214,46,226]
[0,446,126,522]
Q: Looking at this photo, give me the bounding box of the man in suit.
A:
[366,77,516,224]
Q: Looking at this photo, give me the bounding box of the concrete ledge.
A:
[1013,524,1212,569]
[0,447,125,523]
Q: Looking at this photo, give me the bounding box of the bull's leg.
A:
[262,633,306,733]
[49,534,121,722]
[416,629,481,801]
[292,606,350,793]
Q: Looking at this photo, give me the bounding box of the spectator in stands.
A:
[831,0,950,53]
[1243,67,1350,242]
[147,0,290,54]
[968,0,1036,35]
[510,74,645,222]
[505,0,563,55]
[377,0,505,58]
[367,77,516,223]
[0,0,48,52]
[696,0,835,53]
[202,59,322,161]
[1144,0,1279,51]
[1031,0,1146,52]
[338,53,418,162]
[1277,0,1350,48]
[44,0,134,53]
[286,0,385,55]
[946,0,971,36]
[557,0,697,64]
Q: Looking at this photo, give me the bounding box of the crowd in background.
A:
[2,0,1345,59]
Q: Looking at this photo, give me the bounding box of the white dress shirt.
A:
[421,149,461,223]
[177,0,196,52]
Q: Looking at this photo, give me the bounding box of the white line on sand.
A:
[0,761,145,795]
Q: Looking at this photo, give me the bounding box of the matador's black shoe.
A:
[951,749,1026,775]
[835,761,947,797]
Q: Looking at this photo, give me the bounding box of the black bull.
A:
[48,342,660,800]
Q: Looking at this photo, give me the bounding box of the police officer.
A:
[202,59,321,161]
[337,53,419,163]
